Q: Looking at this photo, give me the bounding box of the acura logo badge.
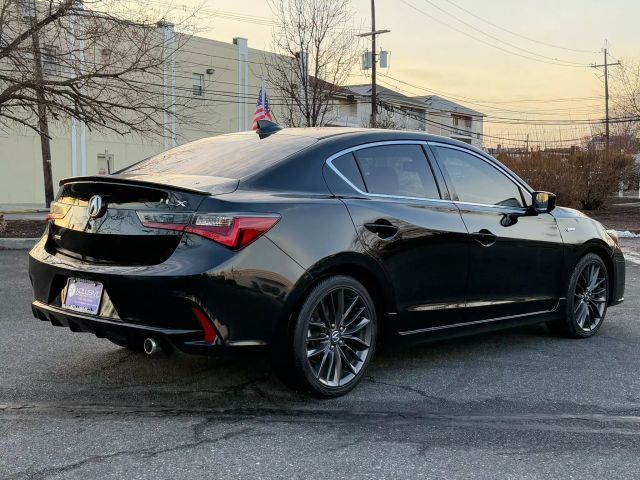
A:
[87,195,104,219]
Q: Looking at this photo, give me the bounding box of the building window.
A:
[97,152,114,175]
[42,46,59,76]
[192,73,204,96]
[453,115,472,130]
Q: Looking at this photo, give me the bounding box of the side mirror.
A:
[531,191,556,214]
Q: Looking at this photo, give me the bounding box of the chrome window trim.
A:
[325,140,532,211]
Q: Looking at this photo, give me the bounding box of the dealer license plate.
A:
[62,278,103,315]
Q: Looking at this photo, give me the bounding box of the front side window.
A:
[434,146,523,208]
[353,144,440,199]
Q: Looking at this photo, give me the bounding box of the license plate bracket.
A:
[62,278,103,315]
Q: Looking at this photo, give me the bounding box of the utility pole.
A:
[592,46,621,151]
[23,0,54,206]
[357,0,389,128]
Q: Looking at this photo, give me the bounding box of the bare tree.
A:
[361,103,398,129]
[267,0,359,127]
[611,60,640,152]
[0,0,199,205]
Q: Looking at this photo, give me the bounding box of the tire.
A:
[283,275,378,398]
[547,253,609,338]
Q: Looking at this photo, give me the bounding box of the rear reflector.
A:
[137,212,280,250]
[192,307,218,344]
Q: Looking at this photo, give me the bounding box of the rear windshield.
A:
[120,133,318,179]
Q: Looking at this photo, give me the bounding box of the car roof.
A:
[277,127,485,153]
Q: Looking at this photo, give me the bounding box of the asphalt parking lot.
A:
[1,243,639,479]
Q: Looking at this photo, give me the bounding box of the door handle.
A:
[364,220,399,239]
[471,229,497,247]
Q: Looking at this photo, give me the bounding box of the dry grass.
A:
[498,151,636,210]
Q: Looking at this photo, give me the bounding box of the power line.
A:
[377,73,603,118]
[399,0,591,68]
[420,0,590,66]
[442,0,599,54]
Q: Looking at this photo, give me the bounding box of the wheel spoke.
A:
[332,347,342,385]
[317,299,331,328]
[340,296,360,326]
[589,266,601,289]
[340,341,360,361]
[307,343,329,358]
[315,348,330,377]
[334,289,345,328]
[343,306,366,329]
[345,317,371,335]
[324,349,335,383]
[309,320,329,332]
[576,302,588,328]
[338,346,358,375]
[587,301,601,319]
[342,335,370,350]
[307,334,328,343]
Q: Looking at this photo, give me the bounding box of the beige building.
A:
[0,33,277,204]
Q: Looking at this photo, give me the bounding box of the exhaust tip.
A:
[143,337,160,356]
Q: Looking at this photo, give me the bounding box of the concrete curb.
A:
[0,238,38,250]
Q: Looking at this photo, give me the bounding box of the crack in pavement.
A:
[2,422,254,480]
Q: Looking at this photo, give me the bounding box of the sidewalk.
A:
[0,203,48,220]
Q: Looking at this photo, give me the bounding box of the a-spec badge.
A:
[162,198,187,208]
[87,195,105,219]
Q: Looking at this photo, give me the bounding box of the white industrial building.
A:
[329,84,485,148]
[0,33,276,204]
[0,31,484,204]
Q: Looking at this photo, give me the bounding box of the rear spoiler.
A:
[59,174,239,196]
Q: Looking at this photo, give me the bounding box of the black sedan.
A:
[29,123,626,397]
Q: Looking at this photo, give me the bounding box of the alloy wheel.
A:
[573,262,608,332]
[305,287,373,387]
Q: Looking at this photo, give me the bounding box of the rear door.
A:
[430,143,564,321]
[327,141,469,333]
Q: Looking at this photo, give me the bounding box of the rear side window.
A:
[354,144,440,199]
[433,146,524,207]
[120,133,317,179]
[331,152,366,191]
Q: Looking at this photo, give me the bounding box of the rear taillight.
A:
[137,212,280,250]
[46,201,71,221]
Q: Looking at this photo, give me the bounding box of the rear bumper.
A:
[28,232,307,350]
[31,300,220,354]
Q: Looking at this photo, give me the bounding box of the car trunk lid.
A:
[48,176,236,265]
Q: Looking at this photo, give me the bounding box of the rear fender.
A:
[272,251,397,344]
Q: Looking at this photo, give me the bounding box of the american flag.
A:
[252,80,273,130]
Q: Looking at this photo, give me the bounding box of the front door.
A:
[431,144,564,321]
[328,143,470,333]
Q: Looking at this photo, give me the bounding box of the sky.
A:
[160,0,640,147]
